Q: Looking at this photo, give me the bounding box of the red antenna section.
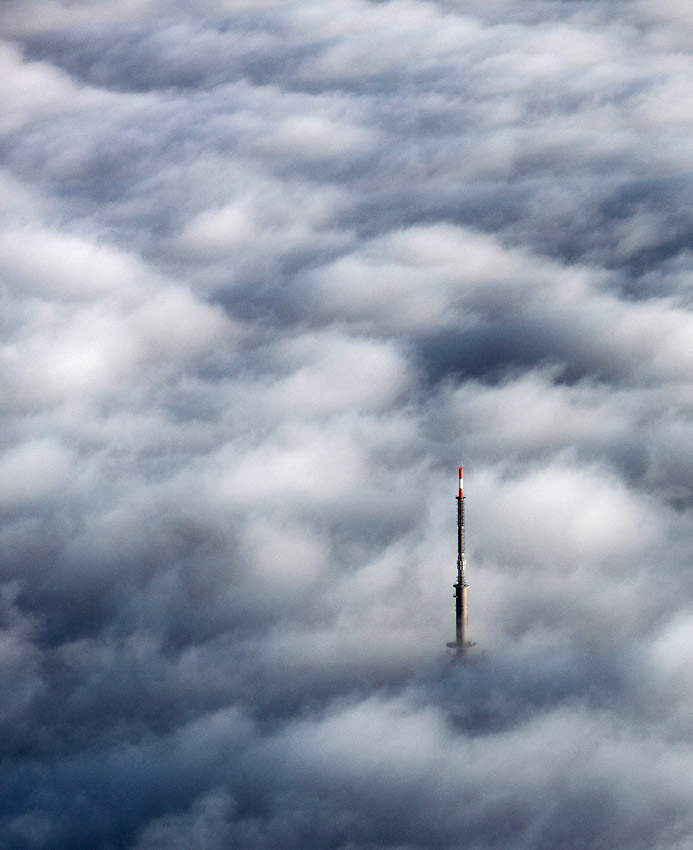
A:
[458,466,464,499]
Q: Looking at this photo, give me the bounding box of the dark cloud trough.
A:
[2,1,693,848]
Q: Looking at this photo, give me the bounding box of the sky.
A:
[1,1,693,848]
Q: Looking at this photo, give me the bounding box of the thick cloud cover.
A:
[2,1,693,847]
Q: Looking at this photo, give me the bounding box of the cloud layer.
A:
[2,1,693,848]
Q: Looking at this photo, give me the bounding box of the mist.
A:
[2,1,693,848]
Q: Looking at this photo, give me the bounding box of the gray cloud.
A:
[1,0,693,848]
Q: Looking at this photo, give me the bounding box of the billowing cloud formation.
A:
[1,1,693,848]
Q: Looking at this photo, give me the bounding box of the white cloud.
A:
[0,438,74,507]
[0,227,148,298]
[2,0,693,847]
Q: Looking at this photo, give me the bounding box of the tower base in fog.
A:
[446,640,475,657]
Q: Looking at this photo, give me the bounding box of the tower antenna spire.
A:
[447,466,473,656]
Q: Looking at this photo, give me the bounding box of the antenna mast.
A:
[447,466,472,656]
